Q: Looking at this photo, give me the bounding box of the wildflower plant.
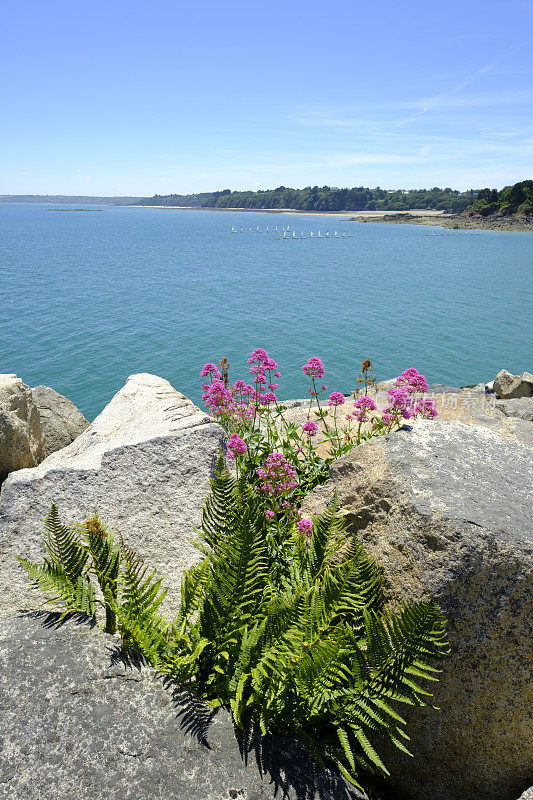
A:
[200,351,438,530]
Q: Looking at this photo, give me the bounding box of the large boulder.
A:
[0,374,44,484]
[0,373,223,618]
[31,385,89,458]
[493,369,533,399]
[0,614,364,800]
[303,421,533,800]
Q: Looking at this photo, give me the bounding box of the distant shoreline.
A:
[127,205,533,231]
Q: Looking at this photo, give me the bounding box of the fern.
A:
[17,505,94,617]
[18,472,448,791]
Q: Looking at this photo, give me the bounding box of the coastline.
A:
[350,210,533,232]
[126,205,533,231]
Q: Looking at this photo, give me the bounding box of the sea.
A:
[1,203,532,421]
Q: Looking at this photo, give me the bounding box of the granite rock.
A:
[429,383,461,393]
[0,374,223,618]
[0,374,44,484]
[32,385,89,458]
[0,614,365,800]
[303,421,533,800]
[493,369,533,399]
[495,397,533,422]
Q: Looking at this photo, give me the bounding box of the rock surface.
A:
[493,369,533,399]
[0,614,365,800]
[303,421,533,800]
[31,385,89,458]
[0,374,44,484]
[0,374,223,618]
[495,397,533,421]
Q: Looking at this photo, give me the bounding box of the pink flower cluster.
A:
[302,357,325,379]
[297,518,313,536]
[200,362,222,380]
[348,395,377,422]
[381,369,437,426]
[256,452,298,496]
[226,434,247,460]
[201,348,284,418]
[328,391,345,407]
[302,420,318,437]
[394,368,429,394]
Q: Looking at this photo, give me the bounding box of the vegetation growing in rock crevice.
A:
[18,460,447,790]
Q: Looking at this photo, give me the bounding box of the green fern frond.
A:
[43,504,88,583]
[17,557,96,617]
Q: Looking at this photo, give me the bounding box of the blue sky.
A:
[1,0,532,194]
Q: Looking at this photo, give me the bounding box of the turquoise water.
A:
[1,203,532,421]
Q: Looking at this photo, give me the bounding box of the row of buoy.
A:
[230,225,353,238]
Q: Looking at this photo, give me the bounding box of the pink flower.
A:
[260,391,277,405]
[387,388,410,408]
[256,452,298,495]
[250,348,269,362]
[394,368,429,394]
[274,371,281,378]
[201,363,221,379]
[233,379,247,390]
[302,421,318,437]
[354,396,377,412]
[302,357,325,379]
[268,383,279,391]
[321,385,328,391]
[381,409,395,426]
[297,518,313,536]
[328,391,345,407]
[203,380,233,415]
[265,509,275,519]
[415,398,438,418]
[227,434,247,456]
[262,357,278,370]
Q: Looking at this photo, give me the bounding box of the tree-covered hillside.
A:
[134,185,478,212]
[465,180,533,216]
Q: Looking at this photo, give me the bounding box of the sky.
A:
[1,0,532,195]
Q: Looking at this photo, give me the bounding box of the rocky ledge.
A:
[0,614,364,800]
[0,370,532,800]
[303,421,533,800]
[0,373,224,618]
[352,212,533,231]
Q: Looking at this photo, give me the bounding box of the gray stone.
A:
[493,369,533,399]
[303,421,533,800]
[0,374,43,484]
[464,382,487,394]
[429,383,461,393]
[0,374,224,619]
[0,614,365,800]
[495,398,533,422]
[517,790,533,800]
[32,385,89,458]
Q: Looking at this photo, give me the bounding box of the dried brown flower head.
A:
[86,514,107,538]
[218,357,230,386]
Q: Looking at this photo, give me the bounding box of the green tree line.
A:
[465,180,533,216]
[135,185,478,212]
